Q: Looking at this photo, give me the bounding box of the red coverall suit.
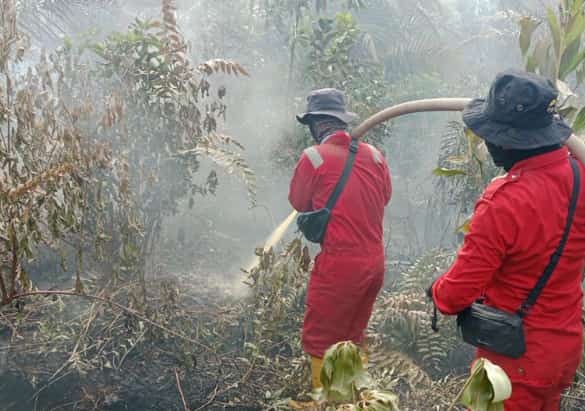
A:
[288,130,392,359]
[432,147,585,410]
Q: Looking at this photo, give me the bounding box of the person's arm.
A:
[288,150,320,212]
[431,194,518,315]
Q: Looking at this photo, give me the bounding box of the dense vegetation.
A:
[1,0,585,410]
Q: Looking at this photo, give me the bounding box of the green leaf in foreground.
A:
[573,107,585,133]
[320,341,365,402]
[453,357,512,411]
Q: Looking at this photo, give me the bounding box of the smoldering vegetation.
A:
[1,0,584,410]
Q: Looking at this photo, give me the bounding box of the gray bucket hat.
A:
[296,88,358,125]
[462,69,572,150]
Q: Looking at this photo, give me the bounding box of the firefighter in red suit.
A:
[429,70,585,410]
[288,88,391,389]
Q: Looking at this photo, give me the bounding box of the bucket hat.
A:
[462,69,572,149]
[296,88,357,125]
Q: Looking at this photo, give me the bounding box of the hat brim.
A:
[462,99,572,149]
[296,110,358,125]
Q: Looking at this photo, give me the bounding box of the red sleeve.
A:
[288,153,319,212]
[431,194,519,315]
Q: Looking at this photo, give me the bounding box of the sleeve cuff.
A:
[431,276,460,316]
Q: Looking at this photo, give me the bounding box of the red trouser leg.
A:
[347,271,384,344]
[465,383,562,411]
[301,251,384,358]
[502,382,563,411]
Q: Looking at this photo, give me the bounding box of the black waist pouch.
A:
[454,158,580,359]
[457,302,525,358]
[296,139,358,244]
[297,209,331,244]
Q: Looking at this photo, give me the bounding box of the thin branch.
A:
[175,368,190,411]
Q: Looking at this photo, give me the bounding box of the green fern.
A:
[369,348,432,390]
[369,249,462,378]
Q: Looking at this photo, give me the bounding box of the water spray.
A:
[248,98,585,270]
[244,209,299,272]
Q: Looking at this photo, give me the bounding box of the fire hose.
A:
[250,98,585,267]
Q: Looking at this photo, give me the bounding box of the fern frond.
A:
[369,349,432,389]
[161,0,178,36]
[395,250,455,294]
[202,133,246,151]
[179,142,257,206]
[197,59,250,77]
[369,249,462,377]
[161,0,187,66]
[414,320,453,373]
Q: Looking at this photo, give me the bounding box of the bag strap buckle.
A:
[518,303,531,318]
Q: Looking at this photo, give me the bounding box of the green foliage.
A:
[428,122,500,238]
[77,13,255,287]
[369,250,466,383]
[244,238,311,355]
[273,9,390,168]
[519,0,585,132]
[453,358,512,411]
[319,341,369,402]
[0,1,108,302]
[315,341,401,410]
[519,0,585,81]
[1,1,256,305]
[300,11,389,145]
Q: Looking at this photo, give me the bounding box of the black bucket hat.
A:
[296,88,357,125]
[462,69,572,149]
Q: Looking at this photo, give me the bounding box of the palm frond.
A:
[15,0,118,43]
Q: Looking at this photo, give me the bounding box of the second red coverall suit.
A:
[432,147,585,410]
[289,130,392,362]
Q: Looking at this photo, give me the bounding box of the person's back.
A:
[465,148,585,389]
[484,150,585,334]
[289,130,391,253]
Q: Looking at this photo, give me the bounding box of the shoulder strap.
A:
[325,138,359,211]
[518,157,581,317]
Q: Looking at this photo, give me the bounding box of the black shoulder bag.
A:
[296,138,359,244]
[456,158,581,359]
